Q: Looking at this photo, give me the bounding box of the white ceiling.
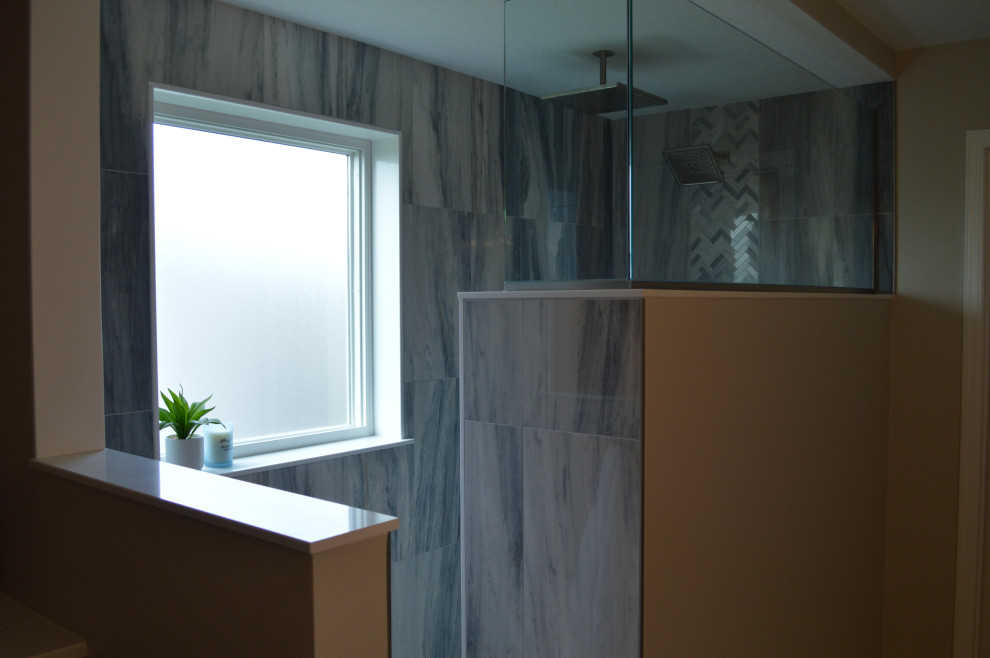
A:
[224,0,990,110]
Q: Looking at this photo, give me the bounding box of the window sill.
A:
[203,435,414,478]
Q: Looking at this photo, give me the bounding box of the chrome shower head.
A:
[663,145,728,185]
[540,50,667,115]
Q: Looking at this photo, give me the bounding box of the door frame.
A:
[954,128,990,658]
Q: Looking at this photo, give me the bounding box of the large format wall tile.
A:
[759,88,874,221]
[506,217,614,282]
[181,1,267,103]
[462,299,523,426]
[760,214,875,288]
[405,378,460,556]
[261,17,332,116]
[236,452,366,506]
[391,542,462,658]
[842,82,895,216]
[105,410,155,458]
[402,60,502,215]
[627,110,693,282]
[329,37,404,131]
[462,421,523,658]
[363,444,417,561]
[506,216,578,282]
[523,428,641,658]
[101,170,153,420]
[402,205,504,383]
[521,298,642,439]
[234,445,416,561]
[100,0,170,174]
[504,89,613,228]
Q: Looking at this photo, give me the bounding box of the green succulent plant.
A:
[159,386,222,440]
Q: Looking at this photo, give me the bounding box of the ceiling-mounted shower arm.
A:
[539,48,666,115]
[592,49,613,85]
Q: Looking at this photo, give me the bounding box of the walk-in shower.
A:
[502,0,890,291]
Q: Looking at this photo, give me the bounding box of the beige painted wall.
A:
[643,295,891,657]
[29,0,104,458]
[886,37,990,658]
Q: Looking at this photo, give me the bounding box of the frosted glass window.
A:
[153,122,368,453]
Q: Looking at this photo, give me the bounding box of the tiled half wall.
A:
[460,296,643,657]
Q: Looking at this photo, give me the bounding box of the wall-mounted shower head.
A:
[540,50,667,116]
[663,145,729,185]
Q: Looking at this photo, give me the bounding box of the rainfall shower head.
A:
[540,50,668,115]
[663,145,728,185]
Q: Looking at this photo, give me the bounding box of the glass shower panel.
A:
[505,0,884,291]
[504,0,628,283]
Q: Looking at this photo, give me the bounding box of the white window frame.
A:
[150,86,402,459]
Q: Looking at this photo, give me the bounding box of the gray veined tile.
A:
[504,89,613,228]
[105,410,156,458]
[232,452,366,507]
[462,421,523,658]
[523,428,642,658]
[405,379,460,556]
[575,223,615,279]
[840,81,895,216]
[175,1,267,103]
[100,0,172,173]
[401,205,504,383]
[362,442,416,562]
[262,16,331,116]
[329,36,404,131]
[628,110,693,282]
[391,542,461,658]
[759,214,874,289]
[235,446,415,562]
[759,88,875,221]
[402,60,502,215]
[522,298,643,440]
[461,298,523,427]
[298,453,367,507]
[506,216,577,283]
[101,171,154,416]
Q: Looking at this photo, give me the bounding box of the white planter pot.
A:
[164,435,204,470]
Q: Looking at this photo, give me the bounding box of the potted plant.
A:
[159,386,222,470]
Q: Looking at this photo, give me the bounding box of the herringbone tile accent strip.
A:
[687,102,760,284]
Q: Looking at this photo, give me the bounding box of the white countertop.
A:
[0,593,87,658]
[32,449,398,554]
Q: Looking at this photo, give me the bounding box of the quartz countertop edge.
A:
[31,449,398,555]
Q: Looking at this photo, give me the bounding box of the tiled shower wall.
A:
[100,0,503,654]
[620,83,893,289]
[510,82,894,290]
[504,89,615,281]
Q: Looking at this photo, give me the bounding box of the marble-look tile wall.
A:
[504,89,616,282]
[100,1,502,655]
[758,87,877,288]
[533,83,895,289]
[461,296,643,657]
